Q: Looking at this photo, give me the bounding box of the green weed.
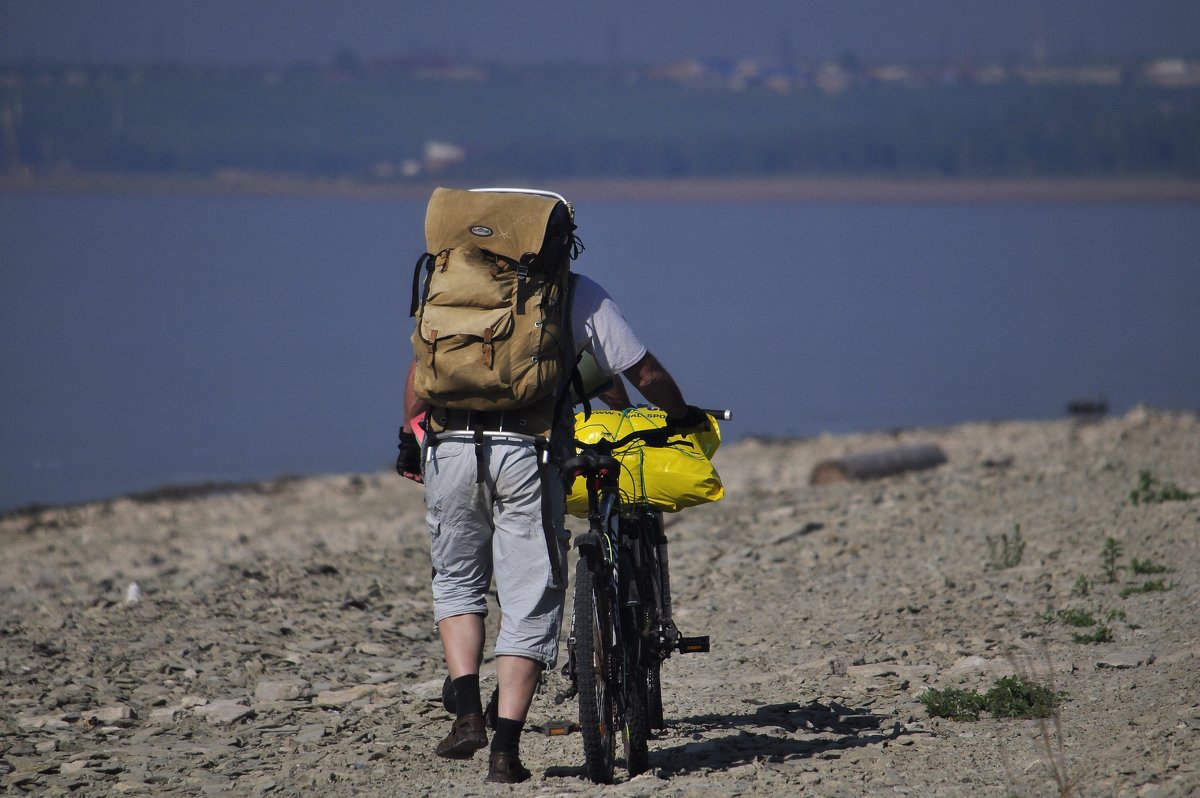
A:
[921,675,1065,721]
[986,522,1026,570]
[1070,574,1091,597]
[1101,537,1123,583]
[920,686,988,721]
[1129,470,1195,505]
[1055,608,1096,627]
[1119,580,1174,598]
[1071,624,1114,644]
[1130,558,1170,575]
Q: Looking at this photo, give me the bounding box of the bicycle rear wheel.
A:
[573,560,616,784]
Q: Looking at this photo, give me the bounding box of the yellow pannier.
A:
[565,408,724,517]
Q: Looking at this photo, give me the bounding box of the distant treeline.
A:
[2,63,1199,181]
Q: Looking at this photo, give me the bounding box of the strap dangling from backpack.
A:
[409,252,435,318]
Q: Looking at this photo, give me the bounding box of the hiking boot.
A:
[443,676,498,730]
[485,751,531,784]
[434,714,487,759]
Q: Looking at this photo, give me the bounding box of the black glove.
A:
[396,428,421,476]
[666,405,710,433]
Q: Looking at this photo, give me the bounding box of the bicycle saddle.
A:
[562,451,621,484]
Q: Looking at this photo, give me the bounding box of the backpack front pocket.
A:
[415,305,516,397]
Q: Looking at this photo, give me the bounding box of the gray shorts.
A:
[424,434,569,668]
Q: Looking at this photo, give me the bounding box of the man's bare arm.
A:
[597,375,634,410]
[622,351,688,418]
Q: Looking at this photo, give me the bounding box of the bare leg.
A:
[439,613,485,678]
[495,655,543,722]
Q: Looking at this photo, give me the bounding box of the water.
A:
[2,191,1198,511]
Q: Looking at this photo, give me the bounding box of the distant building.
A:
[1145,59,1200,87]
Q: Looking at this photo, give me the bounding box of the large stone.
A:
[356,642,391,657]
[313,685,376,707]
[87,705,136,724]
[195,700,255,724]
[254,680,305,702]
[16,712,71,731]
[1095,649,1156,669]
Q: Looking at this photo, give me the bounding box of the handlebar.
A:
[575,408,732,457]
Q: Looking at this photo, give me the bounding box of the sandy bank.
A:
[1,408,1198,795]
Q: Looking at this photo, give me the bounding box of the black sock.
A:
[452,674,482,717]
[490,717,523,755]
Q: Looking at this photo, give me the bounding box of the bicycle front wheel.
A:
[573,559,616,784]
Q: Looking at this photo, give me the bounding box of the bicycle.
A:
[562,409,729,783]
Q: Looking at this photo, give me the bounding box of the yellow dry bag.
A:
[566,408,724,517]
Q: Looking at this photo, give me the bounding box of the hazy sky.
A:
[2,0,1199,66]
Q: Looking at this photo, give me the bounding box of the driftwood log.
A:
[809,443,947,485]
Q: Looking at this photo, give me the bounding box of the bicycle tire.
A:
[623,650,651,776]
[573,559,616,784]
[646,659,664,729]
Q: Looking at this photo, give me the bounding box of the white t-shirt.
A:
[571,274,647,376]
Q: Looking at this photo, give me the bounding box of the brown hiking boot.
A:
[485,751,531,784]
[434,713,487,759]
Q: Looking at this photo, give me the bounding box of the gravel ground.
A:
[2,406,1198,797]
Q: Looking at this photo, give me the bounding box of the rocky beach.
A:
[2,407,1198,796]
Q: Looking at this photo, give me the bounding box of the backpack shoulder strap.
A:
[553,272,591,424]
[409,251,435,318]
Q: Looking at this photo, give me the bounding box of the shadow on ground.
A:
[540,698,928,781]
[649,700,927,776]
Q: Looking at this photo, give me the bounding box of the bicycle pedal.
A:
[532,721,578,736]
[676,635,710,654]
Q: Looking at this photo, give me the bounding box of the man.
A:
[397,191,706,784]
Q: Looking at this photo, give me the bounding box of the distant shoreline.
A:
[3,172,1200,203]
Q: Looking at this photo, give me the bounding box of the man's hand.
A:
[397,428,423,483]
[666,405,710,433]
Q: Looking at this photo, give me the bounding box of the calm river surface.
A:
[2,191,1198,510]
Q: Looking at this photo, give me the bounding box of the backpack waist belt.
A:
[433,407,535,433]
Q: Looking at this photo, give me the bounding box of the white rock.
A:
[1095,650,1155,669]
[356,642,391,657]
[87,705,136,724]
[16,713,70,730]
[254,679,304,702]
[195,699,254,724]
[313,684,376,707]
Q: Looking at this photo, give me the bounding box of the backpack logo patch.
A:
[469,225,493,237]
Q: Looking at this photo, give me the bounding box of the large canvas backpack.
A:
[409,187,578,424]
